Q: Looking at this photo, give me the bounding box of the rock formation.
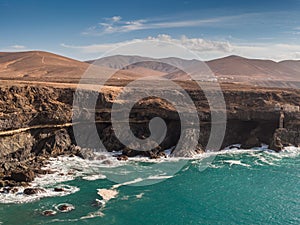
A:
[0,82,299,186]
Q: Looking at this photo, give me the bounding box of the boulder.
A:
[11,170,35,182]
[241,135,260,149]
[116,155,128,161]
[270,128,289,152]
[23,187,45,195]
[54,187,65,192]
[42,210,57,216]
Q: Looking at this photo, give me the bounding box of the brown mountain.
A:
[0,51,90,80]
[89,54,300,81]
[279,60,300,74]
[206,55,300,80]
[1,51,300,83]
[0,51,167,82]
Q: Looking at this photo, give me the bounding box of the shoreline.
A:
[1,145,299,204]
[1,81,300,188]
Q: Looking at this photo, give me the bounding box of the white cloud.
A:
[0,44,29,52]
[61,34,300,61]
[110,16,122,22]
[61,34,234,60]
[82,14,243,35]
[10,45,26,49]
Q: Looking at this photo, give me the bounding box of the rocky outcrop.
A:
[270,125,300,151]
[0,83,299,186]
[23,187,45,195]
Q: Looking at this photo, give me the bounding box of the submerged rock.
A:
[42,210,57,216]
[270,128,288,152]
[23,187,45,195]
[91,199,104,208]
[241,136,260,149]
[116,155,128,161]
[56,203,75,212]
[54,187,65,192]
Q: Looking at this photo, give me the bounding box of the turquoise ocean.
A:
[0,146,299,225]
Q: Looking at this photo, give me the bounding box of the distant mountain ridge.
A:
[0,51,300,82]
[87,54,300,81]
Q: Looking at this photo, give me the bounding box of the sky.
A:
[1,0,300,61]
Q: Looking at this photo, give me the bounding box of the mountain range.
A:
[1,51,300,83]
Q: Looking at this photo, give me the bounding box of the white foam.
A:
[82,174,107,181]
[136,193,144,199]
[223,160,251,167]
[223,144,241,150]
[80,211,105,219]
[0,185,79,204]
[112,178,144,189]
[281,146,300,158]
[146,175,173,180]
[3,144,298,205]
[208,163,223,169]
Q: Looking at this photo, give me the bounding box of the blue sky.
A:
[1,0,300,60]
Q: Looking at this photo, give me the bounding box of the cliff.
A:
[0,82,300,187]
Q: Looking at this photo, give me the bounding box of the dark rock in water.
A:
[67,170,74,175]
[10,187,18,193]
[116,155,128,161]
[77,148,96,160]
[270,128,289,152]
[91,199,104,207]
[42,210,57,216]
[0,186,19,193]
[0,187,11,194]
[144,148,165,159]
[149,152,161,159]
[11,170,35,182]
[2,180,17,187]
[54,187,65,192]
[23,187,45,195]
[56,203,75,212]
[241,136,260,149]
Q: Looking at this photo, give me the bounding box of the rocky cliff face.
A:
[0,83,299,186]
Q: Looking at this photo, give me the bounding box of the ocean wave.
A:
[223,160,251,167]
[36,145,300,185]
[2,145,299,204]
[0,185,79,204]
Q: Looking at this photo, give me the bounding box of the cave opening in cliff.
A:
[223,119,279,149]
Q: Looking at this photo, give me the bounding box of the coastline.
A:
[1,80,300,188]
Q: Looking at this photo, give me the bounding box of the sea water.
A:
[0,146,299,225]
